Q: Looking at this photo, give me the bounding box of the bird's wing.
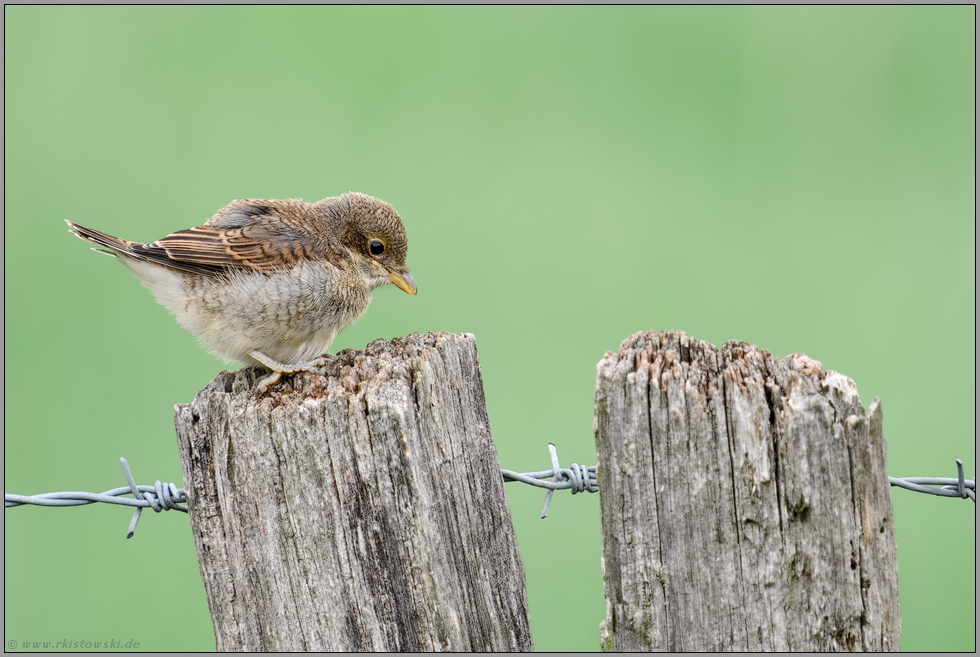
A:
[138,225,309,275]
[132,200,337,276]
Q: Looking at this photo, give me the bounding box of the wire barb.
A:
[889,459,975,503]
[5,457,187,538]
[501,443,598,518]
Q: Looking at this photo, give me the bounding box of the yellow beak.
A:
[373,261,417,296]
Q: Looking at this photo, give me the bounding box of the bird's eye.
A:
[369,240,384,256]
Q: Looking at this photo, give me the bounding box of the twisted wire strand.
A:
[5,452,972,539]
[5,457,187,538]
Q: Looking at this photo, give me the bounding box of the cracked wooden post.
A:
[595,331,900,652]
[174,332,532,652]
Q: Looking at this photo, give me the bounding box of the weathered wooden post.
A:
[175,332,533,652]
[595,331,900,652]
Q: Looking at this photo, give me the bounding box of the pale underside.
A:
[120,256,374,366]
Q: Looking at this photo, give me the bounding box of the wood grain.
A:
[595,331,899,652]
[175,332,532,652]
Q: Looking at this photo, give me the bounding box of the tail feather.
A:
[68,219,231,277]
[66,220,139,256]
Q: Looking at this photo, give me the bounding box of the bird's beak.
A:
[373,261,417,296]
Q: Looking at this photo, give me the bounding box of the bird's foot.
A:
[249,351,328,393]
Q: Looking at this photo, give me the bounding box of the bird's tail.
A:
[66,220,140,257]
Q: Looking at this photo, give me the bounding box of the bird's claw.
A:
[250,351,328,394]
[255,371,283,394]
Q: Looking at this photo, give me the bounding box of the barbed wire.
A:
[4,457,186,538]
[5,451,972,538]
[889,459,975,502]
[500,450,976,516]
[502,443,598,518]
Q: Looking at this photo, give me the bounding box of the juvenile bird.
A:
[67,192,417,391]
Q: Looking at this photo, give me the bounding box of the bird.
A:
[67,192,417,392]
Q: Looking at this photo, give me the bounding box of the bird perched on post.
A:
[67,192,417,392]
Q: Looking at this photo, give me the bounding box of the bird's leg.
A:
[249,350,328,393]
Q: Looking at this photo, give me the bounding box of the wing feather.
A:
[70,200,342,277]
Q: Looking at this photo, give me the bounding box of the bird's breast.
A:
[157,261,374,364]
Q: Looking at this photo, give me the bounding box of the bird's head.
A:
[334,192,417,296]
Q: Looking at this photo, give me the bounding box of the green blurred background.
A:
[4,6,974,652]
